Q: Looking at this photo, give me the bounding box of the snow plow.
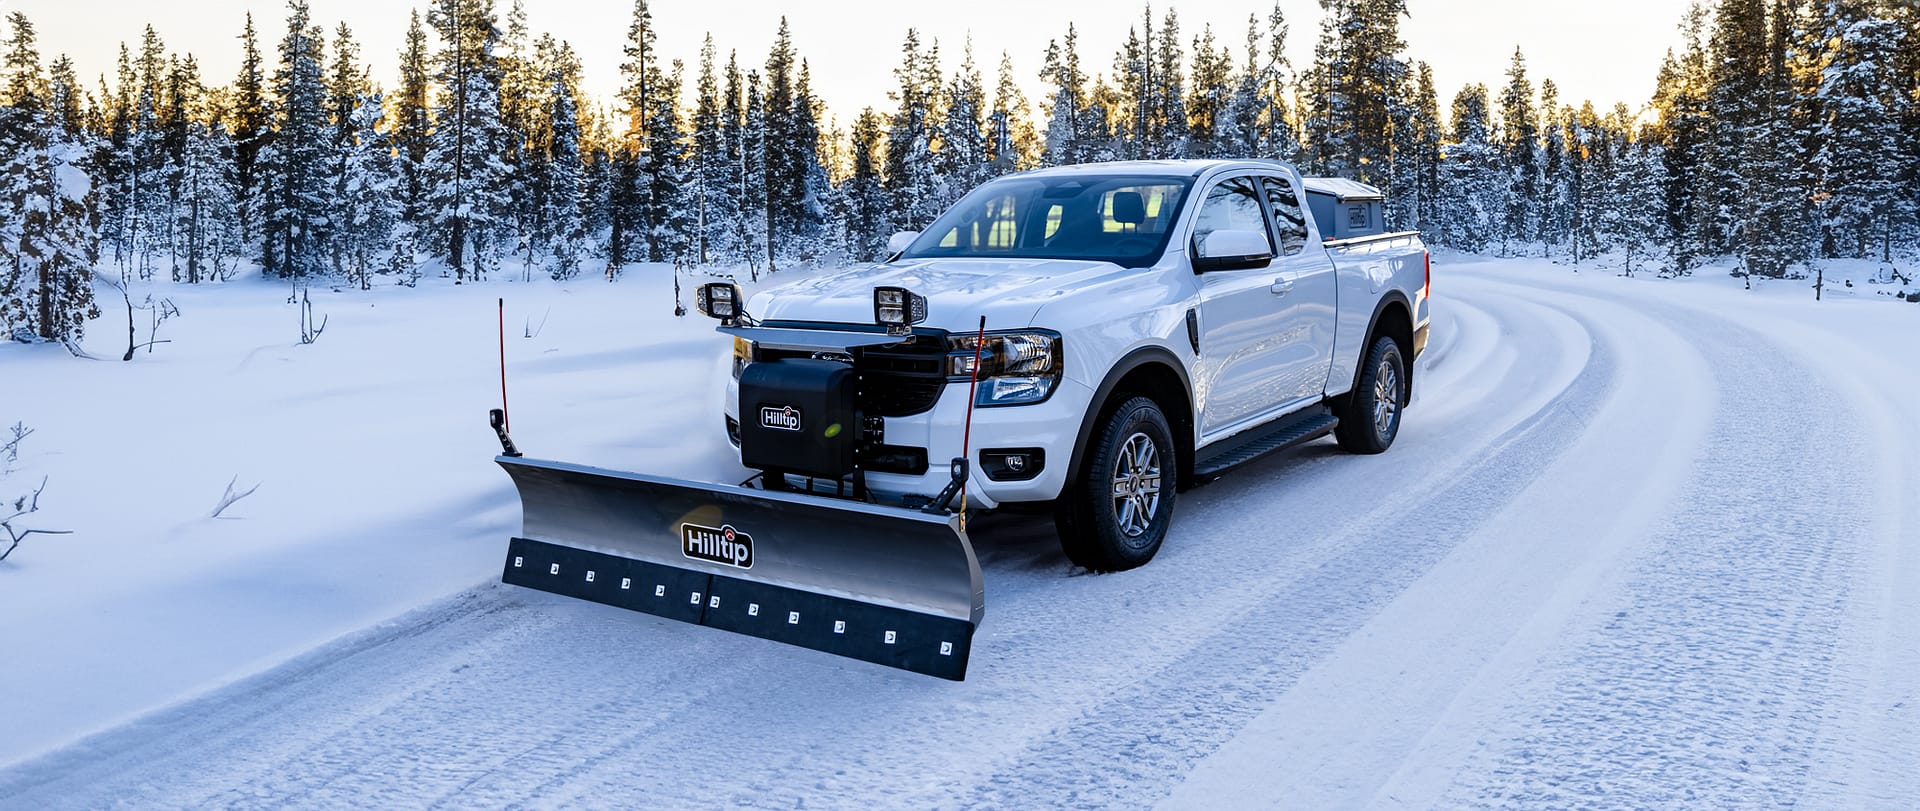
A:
[490,411,985,681]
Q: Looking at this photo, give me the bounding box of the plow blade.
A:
[496,456,985,680]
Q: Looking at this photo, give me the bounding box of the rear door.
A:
[1193,174,1294,437]
[1256,172,1338,402]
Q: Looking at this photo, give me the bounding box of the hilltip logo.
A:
[682,522,754,569]
[759,405,802,432]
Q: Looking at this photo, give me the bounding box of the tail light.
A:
[1424,251,1431,298]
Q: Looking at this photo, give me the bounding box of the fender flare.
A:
[1343,290,1415,398]
[1063,345,1194,494]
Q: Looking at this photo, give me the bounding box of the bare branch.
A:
[210,475,263,519]
[0,476,69,564]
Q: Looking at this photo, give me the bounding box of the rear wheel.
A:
[1333,335,1406,454]
[1056,397,1178,571]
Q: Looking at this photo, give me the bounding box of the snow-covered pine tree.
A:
[762,17,803,266]
[1650,8,1712,276]
[3,12,47,111]
[885,30,942,232]
[1611,125,1668,276]
[1738,0,1808,278]
[1186,24,1232,159]
[425,0,510,282]
[990,51,1039,172]
[392,10,432,227]
[1404,62,1442,239]
[644,59,693,265]
[841,107,889,262]
[339,93,398,289]
[1497,48,1540,255]
[0,107,101,342]
[790,60,833,261]
[1148,6,1189,159]
[739,70,769,278]
[718,49,747,266]
[1703,0,1768,266]
[1435,84,1503,252]
[1536,80,1568,255]
[258,1,333,279]
[691,35,738,266]
[231,13,267,244]
[1816,1,1904,260]
[1567,101,1609,263]
[936,42,988,210]
[1038,24,1089,166]
[1258,3,1299,161]
[45,55,83,136]
[544,69,587,280]
[171,119,239,283]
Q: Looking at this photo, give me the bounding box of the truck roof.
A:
[1015,159,1297,179]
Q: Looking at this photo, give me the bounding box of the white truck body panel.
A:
[723,159,1430,509]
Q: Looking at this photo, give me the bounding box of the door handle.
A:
[1270,277,1294,296]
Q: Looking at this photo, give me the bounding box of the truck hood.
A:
[749,258,1133,332]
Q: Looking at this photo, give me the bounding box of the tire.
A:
[1334,335,1407,455]
[1055,396,1178,571]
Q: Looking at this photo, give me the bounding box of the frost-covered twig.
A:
[1,423,30,466]
[1,477,71,563]
[210,475,262,519]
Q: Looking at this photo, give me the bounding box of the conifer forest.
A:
[3,0,1918,343]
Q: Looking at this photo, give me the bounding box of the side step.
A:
[1193,406,1338,478]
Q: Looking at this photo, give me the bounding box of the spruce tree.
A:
[990,52,1039,172]
[425,0,510,281]
[393,10,432,226]
[0,109,101,342]
[172,119,239,283]
[231,13,267,244]
[258,0,332,279]
[1498,48,1541,254]
[1817,2,1904,260]
[1039,24,1089,165]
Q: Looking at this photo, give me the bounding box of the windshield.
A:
[900,174,1193,268]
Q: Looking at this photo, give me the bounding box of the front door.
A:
[1194,174,1296,437]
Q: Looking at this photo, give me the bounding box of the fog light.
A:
[981,449,1045,482]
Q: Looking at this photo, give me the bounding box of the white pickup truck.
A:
[710,159,1431,572]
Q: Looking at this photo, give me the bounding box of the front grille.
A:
[857,343,948,416]
[756,334,950,418]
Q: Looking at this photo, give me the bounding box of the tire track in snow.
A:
[948,283,1619,810]
[1433,279,1872,809]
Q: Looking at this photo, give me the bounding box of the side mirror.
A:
[886,231,920,257]
[1193,229,1274,272]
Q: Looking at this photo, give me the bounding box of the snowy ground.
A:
[0,257,1915,809]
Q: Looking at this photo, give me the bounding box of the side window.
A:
[1260,175,1309,256]
[1191,176,1271,256]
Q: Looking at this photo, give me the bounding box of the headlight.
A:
[731,336,753,379]
[947,331,1063,406]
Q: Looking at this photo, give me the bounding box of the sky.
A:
[4,0,1689,126]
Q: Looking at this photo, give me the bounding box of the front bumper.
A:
[725,372,1093,509]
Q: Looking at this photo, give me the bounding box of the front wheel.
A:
[1055,397,1178,571]
[1333,335,1406,454]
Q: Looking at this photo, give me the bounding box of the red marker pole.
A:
[498,298,510,433]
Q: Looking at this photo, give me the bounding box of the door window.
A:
[1191,176,1272,257]
[1260,175,1309,255]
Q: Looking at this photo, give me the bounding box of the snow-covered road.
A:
[2,260,1914,809]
